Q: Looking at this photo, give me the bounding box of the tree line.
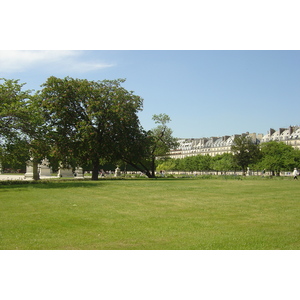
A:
[157,136,300,176]
[0,77,178,179]
[1,77,299,179]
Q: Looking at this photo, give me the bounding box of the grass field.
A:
[1,177,299,250]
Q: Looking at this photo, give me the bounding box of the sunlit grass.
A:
[1,178,299,249]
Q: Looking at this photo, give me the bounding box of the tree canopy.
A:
[231,136,261,174]
[38,76,144,180]
[1,76,179,179]
[0,78,32,140]
[0,78,47,179]
[257,141,300,175]
[112,113,178,178]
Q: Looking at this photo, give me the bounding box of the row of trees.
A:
[0,77,178,179]
[157,137,300,176]
[2,77,299,178]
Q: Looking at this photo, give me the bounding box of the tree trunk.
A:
[145,170,155,178]
[150,157,156,178]
[92,160,99,180]
[33,160,40,180]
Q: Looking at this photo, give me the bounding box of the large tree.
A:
[0,78,32,140]
[39,76,144,180]
[146,114,178,177]
[113,114,178,178]
[0,79,47,179]
[231,136,261,175]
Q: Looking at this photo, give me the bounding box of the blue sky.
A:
[1,50,299,138]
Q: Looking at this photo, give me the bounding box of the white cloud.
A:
[0,50,114,73]
[65,61,115,73]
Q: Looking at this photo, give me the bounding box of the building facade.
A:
[168,126,300,159]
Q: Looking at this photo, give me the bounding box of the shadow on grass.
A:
[0,177,196,190]
[0,179,104,189]
[1,175,290,190]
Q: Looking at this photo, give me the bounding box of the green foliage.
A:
[0,79,48,177]
[151,113,178,157]
[127,113,178,178]
[231,136,261,173]
[0,77,179,180]
[156,157,177,171]
[0,137,29,170]
[0,78,33,140]
[258,141,300,175]
[157,154,214,172]
[212,153,236,173]
[39,77,144,180]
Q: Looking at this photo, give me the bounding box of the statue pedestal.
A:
[40,165,51,176]
[75,167,84,178]
[24,161,34,179]
[39,159,51,177]
[24,161,40,180]
[58,168,74,178]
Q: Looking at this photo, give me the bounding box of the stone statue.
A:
[115,165,121,177]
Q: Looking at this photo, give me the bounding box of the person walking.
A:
[293,168,298,180]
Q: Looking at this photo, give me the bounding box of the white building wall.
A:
[168,126,300,159]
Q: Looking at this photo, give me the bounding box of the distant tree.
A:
[181,156,197,172]
[231,136,261,175]
[195,154,212,172]
[259,141,299,176]
[212,153,235,174]
[171,155,212,172]
[294,148,300,168]
[156,157,177,172]
[176,157,187,171]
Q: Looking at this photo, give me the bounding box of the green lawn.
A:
[1,178,299,249]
